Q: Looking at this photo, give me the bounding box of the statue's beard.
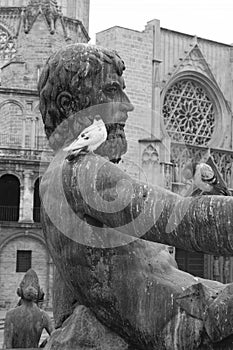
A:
[95,123,127,163]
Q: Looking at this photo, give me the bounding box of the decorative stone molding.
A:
[22,0,70,40]
[0,230,46,251]
[24,0,60,35]
[0,24,16,64]
[142,143,159,166]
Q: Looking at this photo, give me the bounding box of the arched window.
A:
[34,106,49,149]
[162,79,216,146]
[0,102,24,147]
[0,174,20,221]
[33,177,41,222]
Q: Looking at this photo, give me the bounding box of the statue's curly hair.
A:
[38,43,125,150]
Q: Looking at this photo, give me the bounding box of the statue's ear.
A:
[17,287,22,297]
[56,92,73,115]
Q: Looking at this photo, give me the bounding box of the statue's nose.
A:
[120,101,134,112]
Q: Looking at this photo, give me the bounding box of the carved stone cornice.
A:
[23,0,61,35]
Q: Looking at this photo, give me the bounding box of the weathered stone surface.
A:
[175,282,219,320]
[204,283,233,342]
[52,267,81,329]
[45,305,128,350]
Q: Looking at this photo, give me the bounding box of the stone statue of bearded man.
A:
[38,43,233,350]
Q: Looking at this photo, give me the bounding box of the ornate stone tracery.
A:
[0,27,16,63]
[163,79,216,146]
[142,144,159,166]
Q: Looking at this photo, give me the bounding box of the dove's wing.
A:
[64,118,107,152]
[64,132,90,151]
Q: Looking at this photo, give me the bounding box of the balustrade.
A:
[0,205,19,221]
[0,133,50,150]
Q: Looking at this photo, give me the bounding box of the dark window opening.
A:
[175,248,204,278]
[16,250,32,273]
[33,177,41,222]
[0,174,20,221]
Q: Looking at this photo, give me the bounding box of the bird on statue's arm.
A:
[182,160,231,196]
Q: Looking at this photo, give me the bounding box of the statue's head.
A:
[16,268,44,302]
[38,43,134,162]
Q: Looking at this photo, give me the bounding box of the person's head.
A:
[38,43,134,162]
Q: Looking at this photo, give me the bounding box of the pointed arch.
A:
[142,144,159,166]
[0,100,24,148]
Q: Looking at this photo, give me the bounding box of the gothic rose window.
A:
[162,80,216,145]
[0,27,16,63]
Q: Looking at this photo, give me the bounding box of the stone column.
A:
[18,170,34,222]
[46,256,54,308]
[31,118,36,149]
[22,119,26,148]
[148,19,162,140]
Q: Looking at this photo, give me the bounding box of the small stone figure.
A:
[3,269,53,349]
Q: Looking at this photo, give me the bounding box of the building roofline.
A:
[97,24,232,48]
[160,27,232,47]
[97,25,142,35]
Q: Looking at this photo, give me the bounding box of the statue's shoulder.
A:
[5,307,15,318]
[62,153,114,186]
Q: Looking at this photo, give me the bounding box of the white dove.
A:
[63,117,107,161]
[183,161,231,196]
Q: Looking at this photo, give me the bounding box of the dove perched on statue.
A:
[63,117,107,161]
[182,160,231,196]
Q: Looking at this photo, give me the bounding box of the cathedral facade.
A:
[0,0,89,308]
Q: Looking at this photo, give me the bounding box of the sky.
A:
[89,0,233,45]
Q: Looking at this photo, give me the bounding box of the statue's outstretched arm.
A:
[64,154,233,256]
